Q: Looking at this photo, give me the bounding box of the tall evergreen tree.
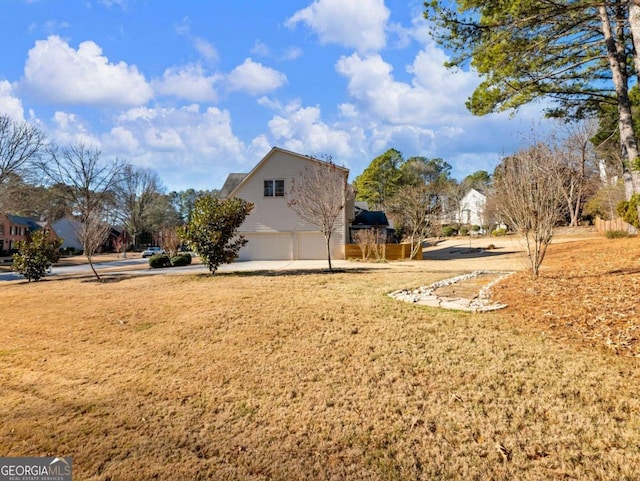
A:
[353,149,404,209]
[424,0,640,203]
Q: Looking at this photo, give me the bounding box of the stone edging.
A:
[388,270,514,313]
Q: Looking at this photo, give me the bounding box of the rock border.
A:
[388,270,514,313]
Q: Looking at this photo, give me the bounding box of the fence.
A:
[594,217,637,234]
[345,243,421,261]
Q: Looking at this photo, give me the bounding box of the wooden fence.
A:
[594,216,637,234]
[345,243,421,261]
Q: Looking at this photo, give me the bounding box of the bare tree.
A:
[158,226,181,258]
[78,211,112,280]
[114,165,163,248]
[40,143,125,281]
[0,115,47,209]
[287,158,352,271]
[550,121,600,226]
[494,144,567,278]
[352,228,386,261]
[387,184,441,260]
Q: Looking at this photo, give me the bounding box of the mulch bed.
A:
[492,237,640,357]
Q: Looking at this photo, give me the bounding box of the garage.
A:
[296,232,329,260]
[237,231,340,261]
[238,233,293,261]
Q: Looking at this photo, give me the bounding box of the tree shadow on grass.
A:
[193,267,380,278]
[423,246,519,261]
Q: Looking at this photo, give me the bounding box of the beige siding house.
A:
[221,147,352,261]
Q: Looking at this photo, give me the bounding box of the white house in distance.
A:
[456,188,487,227]
[220,147,353,261]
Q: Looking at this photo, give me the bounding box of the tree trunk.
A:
[325,234,332,271]
[629,1,640,75]
[628,0,640,219]
[599,5,640,200]
[87,254,102,282]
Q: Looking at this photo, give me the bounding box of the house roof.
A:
[6,214,45,232]
[224,146,349,199]
[466,188,488,198]
[219,173,248,199]
[352,210,389,227]
[52,218,83,250]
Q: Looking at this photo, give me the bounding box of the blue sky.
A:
[1,0,546,192]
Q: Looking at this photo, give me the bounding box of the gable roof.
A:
[51,218,83,250]
[224,146,349,199]
[6,214,45,232]
[220,173,248,199]
[352,210,389,227]
[466,188,488,198]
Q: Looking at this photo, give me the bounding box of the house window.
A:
[264,179,285,197]
[0,224,3,235]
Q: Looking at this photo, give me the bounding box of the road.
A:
[0,257,386,282]
[0,258,157,282]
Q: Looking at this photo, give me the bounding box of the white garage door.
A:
[238,233,293,261]
[296,232,327,260]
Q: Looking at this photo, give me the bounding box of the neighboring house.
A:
[52,218,83,252]
[220,146,352,261]
[456,188,487,227]
[0,213,57,256]
[106,225,132,252]
[350,208,394,243]
[52,218,132,253]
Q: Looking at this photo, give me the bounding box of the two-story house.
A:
[0,213,57,256]
[220,147,352,261]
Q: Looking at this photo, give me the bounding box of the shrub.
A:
[470,225,481,232]
[616,194,640,228]
[148,254,171,268]
[486,244,496,250]
[442,225,458,237]
[605,230,632,239]
[171,253,192,266]
[12,231,63,282]
[179,195,254,275]
[459,226,469,236]
[492,227,508,236]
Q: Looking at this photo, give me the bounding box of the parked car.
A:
[141,246,165,258]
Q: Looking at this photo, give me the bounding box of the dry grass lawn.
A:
[1,235,640,480]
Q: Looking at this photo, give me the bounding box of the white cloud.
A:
[335,49,478,125]
[23,35,153,106]
[367,123,436,155]
[227,58,287,95]
[193,37,219,63]
[0,81,25,121]
[176,17,219,64]
[153,64,221,102]
[281,46,303,61]
[144,127,184,151]
[100,0,128,7]
[247,134,272,161]
[251,41,302,62]
[251,40,270,57]
[50,111,101,147]
[265,102,359,160]
[286,0,389,53]
[106,104,252,189]
[338,103,359,118]
[102,126,139,153]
